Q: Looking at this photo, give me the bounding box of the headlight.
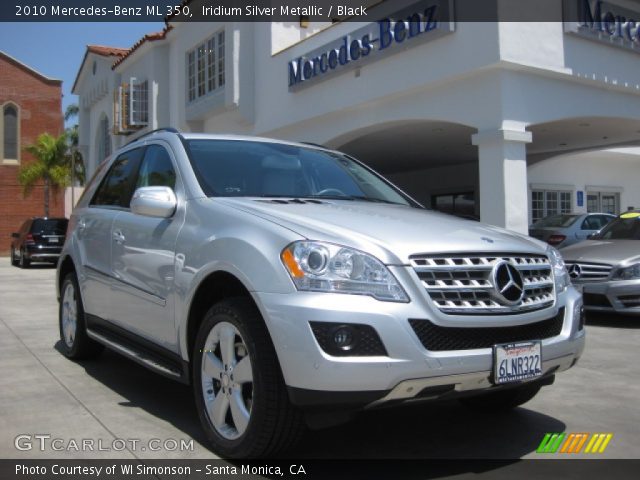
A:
[547,246,570,293]
[281,241,409,302]
[613,263,640,280]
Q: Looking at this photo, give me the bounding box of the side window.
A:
[581,217,595,230]
[596,215,612,229]
[91,148,144,208]
[136,145,176,189]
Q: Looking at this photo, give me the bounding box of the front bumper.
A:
[579,279,640,316]
[255,268,585,408]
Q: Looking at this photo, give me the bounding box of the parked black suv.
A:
[10,217,68,268]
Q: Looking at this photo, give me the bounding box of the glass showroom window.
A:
[531,190,572,223]
[187,30,225,103]
[587,192,620,215]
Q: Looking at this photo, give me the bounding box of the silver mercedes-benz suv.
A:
[57,128,585,458]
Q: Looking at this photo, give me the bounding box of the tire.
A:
[193,297,305,458]
[59,272,103,360]
[19,249,30,269]
[10,248,18,267]
[459,383,542,412]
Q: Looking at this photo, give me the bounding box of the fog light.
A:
[332,326,356,350]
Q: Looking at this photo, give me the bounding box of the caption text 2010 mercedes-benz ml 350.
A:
[57,129,585,458]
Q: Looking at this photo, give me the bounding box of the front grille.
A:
[617,294,640,308]
[583,293,613,308]
[409,308,565,351]
[564,261,612,283]
[410,253,555,314]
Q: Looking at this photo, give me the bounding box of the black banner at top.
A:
[3,0,640,22]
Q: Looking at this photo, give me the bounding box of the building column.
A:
[472,129,532,234]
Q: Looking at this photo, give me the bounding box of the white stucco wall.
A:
[528,148,640,214]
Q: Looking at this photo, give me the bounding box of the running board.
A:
[84,316,189,384]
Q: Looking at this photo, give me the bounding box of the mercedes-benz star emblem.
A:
[492,261,525,305]
[568,263,582,280]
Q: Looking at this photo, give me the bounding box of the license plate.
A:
[49,238,59,243]
[493,341,542,384]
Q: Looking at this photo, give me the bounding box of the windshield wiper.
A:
[259,194,404,205]
[308,195,406,205]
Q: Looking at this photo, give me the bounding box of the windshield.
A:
[532,214,579,228]
[185,140,414,206]
[595,215,640,240]
[31,219,68,235]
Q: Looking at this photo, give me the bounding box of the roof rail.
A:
[124,127,181,147]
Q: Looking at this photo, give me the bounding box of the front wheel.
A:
[459,383,541,412]
[59,272,103,359]
[193,298,304,458]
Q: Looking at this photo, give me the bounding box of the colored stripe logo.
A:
[536,433,613,454]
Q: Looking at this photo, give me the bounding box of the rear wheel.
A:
[459,383,541,412]
[10,248,18,267]
[59,272,103,359]
[18,249,30,269]
[193,298,304,458]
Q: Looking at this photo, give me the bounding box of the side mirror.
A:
[11,233,19,239]
[130,186,177,218]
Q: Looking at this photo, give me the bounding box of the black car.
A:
[10,217,68,268]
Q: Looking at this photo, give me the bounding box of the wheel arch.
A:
[57,255,77,300]
[183,270,268,369]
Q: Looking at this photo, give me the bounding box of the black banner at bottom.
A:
[2,459,640,480]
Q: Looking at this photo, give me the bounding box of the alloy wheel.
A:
[200,321,254,440]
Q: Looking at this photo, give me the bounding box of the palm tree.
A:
[18,132,70,217]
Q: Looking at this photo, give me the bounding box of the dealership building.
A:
[72,0,640,234]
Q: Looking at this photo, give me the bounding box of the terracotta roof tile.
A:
[112,26,172,69]
[86,45,129,57]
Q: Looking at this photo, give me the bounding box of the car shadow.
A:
[586,312,640,329]
[53,342,209,448]
[291,401,565,459]
[20,263,57,269]
[55,341,565,465]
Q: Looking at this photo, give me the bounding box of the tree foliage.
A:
[18,132,70,217]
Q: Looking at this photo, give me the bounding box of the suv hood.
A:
[217,198,546,264]
[561,239,640,266]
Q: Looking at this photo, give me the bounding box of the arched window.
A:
[96,115,111,162]
[3,103,19,162]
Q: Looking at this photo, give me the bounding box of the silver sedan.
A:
[529,213,615,248]
[561,211,640,316]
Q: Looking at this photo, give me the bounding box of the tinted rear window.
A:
[31,219,68,235]
[597,216,640,240]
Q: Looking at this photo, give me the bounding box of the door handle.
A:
[112,230,126,244]
[77,218,87,231]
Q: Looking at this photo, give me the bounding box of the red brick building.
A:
[0,51,64,255]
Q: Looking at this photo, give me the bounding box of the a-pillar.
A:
[471,129,532,234]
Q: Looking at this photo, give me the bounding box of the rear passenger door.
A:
[109,142,183,350]
[78,148,144,321]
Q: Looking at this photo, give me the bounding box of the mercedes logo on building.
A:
[568,263,582,280]
[492,261,525,305]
